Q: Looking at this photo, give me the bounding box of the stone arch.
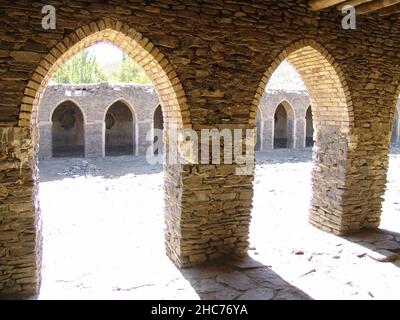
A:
[252,40,355,235]
[48,98,87,124]
[16,18,191,297]
[305,106,314,147]
[103,99,136,156]
[273,100,295,149]
[250,39,353,133]
[21,18,190,129]
[51,100,85,158]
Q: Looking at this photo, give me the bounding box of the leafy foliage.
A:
[52,50,107,84]
[111,54,150,84]
[52,50,150,84]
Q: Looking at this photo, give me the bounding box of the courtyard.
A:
[37,147,400,300]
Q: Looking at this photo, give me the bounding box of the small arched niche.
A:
[273,102,294,149]
[52,101,85,158]
[105,100,135,156]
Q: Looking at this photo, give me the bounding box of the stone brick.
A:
[0,0,400,299]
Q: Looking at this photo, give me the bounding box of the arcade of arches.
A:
[1,1,400,298]
[39,84,319,158]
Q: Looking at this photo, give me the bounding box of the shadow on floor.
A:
[342,229,400,266]
[180,255,312,300]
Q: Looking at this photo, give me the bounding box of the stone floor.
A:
[37,146,400,300]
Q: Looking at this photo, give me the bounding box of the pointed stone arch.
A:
[51,100,85,158]
[6,18,192,298]
[21,18,190,129]
[251,39,356,235]
[272,100,295,149]
[103,99,136,156]
[250,39,353,132]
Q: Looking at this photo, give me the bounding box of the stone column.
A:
[84,121,104,158]
[309,122,388,235]
[164,127,255,266]
[262,119,274,150]
[38,122,52,159]
[0,127,41,298]
[295,117,306,148]
[137,121,153,156]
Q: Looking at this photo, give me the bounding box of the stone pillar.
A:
[164,127,255,266]
[262,119,274,150]
[38,122,52,160]
[137,121,153,156]
[0,127,41,298]
[287,118,295,149]
[295,117,306,148]
[84,121,104,158]
[309,125,385,235]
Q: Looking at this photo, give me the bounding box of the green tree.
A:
[111,54,150,84]
[52,50,107,84]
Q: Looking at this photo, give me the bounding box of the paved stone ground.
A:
[37,146,400,300]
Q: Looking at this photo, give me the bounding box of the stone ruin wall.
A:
[38,84,317,158]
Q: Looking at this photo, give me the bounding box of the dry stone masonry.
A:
[1,0,400,298]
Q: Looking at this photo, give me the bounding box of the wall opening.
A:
[273,102,294,149]
[51,101,85,158]
[305,106,314,147]
[250,41,354,290]
[14,18,190,298]
[105,100,135,156]
[153,104,164,155]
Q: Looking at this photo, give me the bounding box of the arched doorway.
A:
[51,101,84,158]
[250,40,354,244]
[248,41,355,297]
[153,105,164,155]
[273,102,294,149]
[105,101,135,156]
[305,106,314,147]
[11,19,190,298]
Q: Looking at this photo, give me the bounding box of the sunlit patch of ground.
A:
[38,148,400,300]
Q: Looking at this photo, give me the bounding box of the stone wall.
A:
[38,83,160,158]
[1,0,400,298]
[37,84,313,158]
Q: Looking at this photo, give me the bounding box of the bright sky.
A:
[87,42,124,65]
